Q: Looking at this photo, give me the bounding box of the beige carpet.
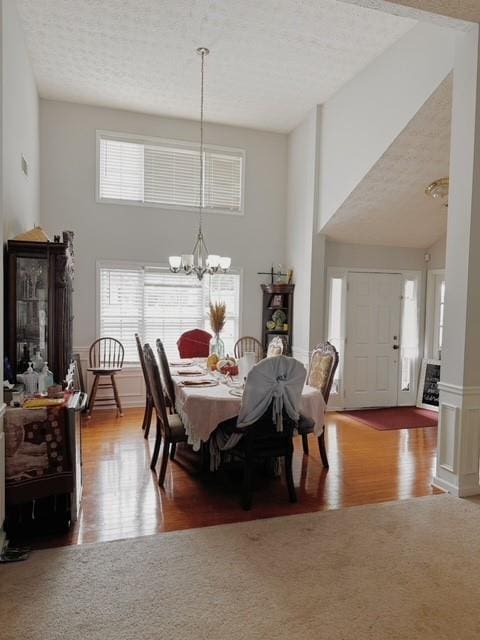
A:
[1,495,480,639]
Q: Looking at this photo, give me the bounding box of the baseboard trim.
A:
[433,475,480,497]
[90,399,145,411]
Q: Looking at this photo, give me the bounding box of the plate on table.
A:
[228,388,244,397]
[176,369,204,376]
[179,379,219,387]
[170,360,193,367]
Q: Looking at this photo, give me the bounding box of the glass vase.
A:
[209,333,225,359]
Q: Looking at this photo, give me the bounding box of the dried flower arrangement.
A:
[209,301,226,335]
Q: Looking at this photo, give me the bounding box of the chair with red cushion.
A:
[176,329,212,358]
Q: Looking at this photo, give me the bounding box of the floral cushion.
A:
[308,353,333,395]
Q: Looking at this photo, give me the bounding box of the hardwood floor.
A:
[26,408,442,547]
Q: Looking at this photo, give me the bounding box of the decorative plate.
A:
[176,370,203,376]
[266,320,276,330]
[272,309,287,324]
[179,379,219,387]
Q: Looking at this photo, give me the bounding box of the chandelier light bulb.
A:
[219,257,231,271]
[168,256,181,272]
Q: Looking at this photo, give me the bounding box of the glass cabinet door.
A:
[16,256,49,373]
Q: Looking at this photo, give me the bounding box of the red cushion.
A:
[177,329,212,358]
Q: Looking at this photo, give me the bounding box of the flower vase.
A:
[209,333,225,358]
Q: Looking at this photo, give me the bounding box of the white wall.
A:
[325,240,427,271]
[318,22,456,230]
[427,234,446,269]
[2,0,39,239]
[309,233,327,348]
[286,107,319,360]
[40,100,287,356]
[0,0,39,541]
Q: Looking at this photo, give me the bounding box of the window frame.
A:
[95,130,246,216]
[425,269,445,361]
[96,260,243,366]
[324,269,347,405]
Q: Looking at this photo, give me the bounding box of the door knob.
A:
[393,345,400,350]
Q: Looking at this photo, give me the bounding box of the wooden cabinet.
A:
[5,231,74,384]
[4,393,86,535]
[261,284,294,356]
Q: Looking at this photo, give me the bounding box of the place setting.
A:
[178,378,219,388]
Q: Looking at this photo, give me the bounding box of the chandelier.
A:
[425,177,449,204]
[168,47,231,280]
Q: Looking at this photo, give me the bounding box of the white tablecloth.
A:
[174,373,326,451]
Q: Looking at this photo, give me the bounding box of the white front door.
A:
[344,272,402,409]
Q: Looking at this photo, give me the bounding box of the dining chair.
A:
[177,329,211,358]
[143,343,188,485]
[233,336,264,362]
[156,338,176,413]
[224,406,297,510]
[297,341,339,468]
[214,355,305,510]
[87,337,125,417]
[135,333,154,438]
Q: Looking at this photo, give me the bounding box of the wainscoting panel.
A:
[463,408,480,475]
[438,403,458,473]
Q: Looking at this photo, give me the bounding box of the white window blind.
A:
[98,264,241,362]
[99,267,144,363]
[98,132,244,214]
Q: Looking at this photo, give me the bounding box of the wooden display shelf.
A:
[261,283,294,355]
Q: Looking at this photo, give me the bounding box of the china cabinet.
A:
[5,231,74,384]
[260,284,294,356]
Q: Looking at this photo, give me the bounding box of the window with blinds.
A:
[97,131,244,214]
[98,263,241,363]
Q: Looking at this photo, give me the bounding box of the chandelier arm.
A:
[199,48,206,234]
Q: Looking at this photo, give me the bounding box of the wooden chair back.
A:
[234,406,296,453]
[307,341,339,403]
[89,337,125,369]
[143,343,171,438]
[233,336,264,361]
[135,333,151,396]
[177,329,211,358]
[230,403,297,509]
[156,338,175,411]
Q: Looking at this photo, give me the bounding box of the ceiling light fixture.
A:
[168,47,231,280]
[425,177,449,205]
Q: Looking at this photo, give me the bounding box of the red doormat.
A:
[342,406,438,431]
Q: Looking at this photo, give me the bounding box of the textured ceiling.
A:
[16,0,415,132]
[322,74,452,248]
[338,0,476,27]
[381,0,480,23]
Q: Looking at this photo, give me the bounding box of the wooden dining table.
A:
[170,360,326,451]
